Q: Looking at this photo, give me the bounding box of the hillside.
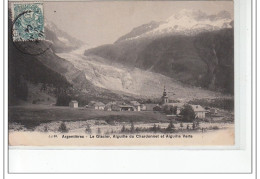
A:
[57,51,225,101]
[8,12,130,106]
[85,28,234,94]
[85,10,234,94]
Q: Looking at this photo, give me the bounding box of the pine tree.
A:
[97,128,101,134]
[152,124,157,132]
[180,122,184,128]
[192,122,196,130]
[58,122,68,133]
[85,124,92,134]
[130,121,135,133]
[157,125,161,132]
[121,125,126,133]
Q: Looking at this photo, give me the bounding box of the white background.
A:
[1,0,258,178]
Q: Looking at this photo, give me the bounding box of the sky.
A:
[44,1,233,46]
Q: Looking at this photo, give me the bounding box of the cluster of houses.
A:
[68,87,218,119]
[70,100,145,111]
[87,101,145,112]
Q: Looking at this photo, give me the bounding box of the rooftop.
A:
[119,105,134,108]
[130,101,141,106]
[191,105,207,112]
[70,100,78,103]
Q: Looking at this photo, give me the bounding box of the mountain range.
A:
[116,9,233,42]
[8,9,234,106]
[85,9,234,94]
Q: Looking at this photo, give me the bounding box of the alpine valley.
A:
[9,9,234,106]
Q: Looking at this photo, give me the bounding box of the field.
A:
[9,105,233,133]
[8,105,235,146]
[9,105,168,129]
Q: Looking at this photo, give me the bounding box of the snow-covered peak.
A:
[146,9,233,36]
[168,9,231,22]
[120,9,233,42]
[44,19,87,52]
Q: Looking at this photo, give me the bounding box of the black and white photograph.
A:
[8,1,235,146]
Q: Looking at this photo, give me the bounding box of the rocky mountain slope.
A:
[44,21,85,53]
[85,10,234,94]
[57,50,225,101]
[8,12,129,106]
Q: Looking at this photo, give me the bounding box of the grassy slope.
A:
[9,105,168,129]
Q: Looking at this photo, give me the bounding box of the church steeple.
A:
[163,86,167,97]
[161,86,168,104]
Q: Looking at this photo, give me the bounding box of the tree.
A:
[147,99,152,103]
[56,92,72,106]
[85,124,92,134]
[180,104,196,122]
[180,122,184,130]
[130,121,135,133]
[121,125,126,133]
[192,122,196,130]
[40,83,47,92]
[170,106,178,115]
[152,124,157,132]
[163,105,170,114]
[43,125,48,132]
[58,122,68,133]
[163,105,177,115]
[166,120,175,132]
[157,125,161,132]
[153,106,162,111]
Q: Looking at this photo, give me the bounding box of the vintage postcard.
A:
[8,1,234,146]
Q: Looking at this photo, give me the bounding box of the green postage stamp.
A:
[11,3,45,41]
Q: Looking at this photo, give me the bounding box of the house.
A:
[140,104,146,111]
[111,104,121,111]
[93,102,105,110]
[119,105,135,111]
[104,105,112,111]
[130,101,141,111]
[104,102,116,111]
[69,100,78,108]
[114,101,126,105]
[191,105,207,119]
[88,101,105,110]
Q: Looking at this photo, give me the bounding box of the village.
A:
[8,85,234,136]
[69,86,216,121]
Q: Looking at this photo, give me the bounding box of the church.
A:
[161,86,182,115]
[161,86,207,118]
[161,86,169,104]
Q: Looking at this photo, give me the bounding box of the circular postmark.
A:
[11,8,52,56]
